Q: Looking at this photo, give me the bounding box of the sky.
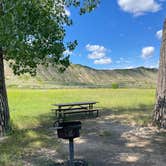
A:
[64,0,166,70]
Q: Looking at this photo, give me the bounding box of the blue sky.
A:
[64,0,166,69]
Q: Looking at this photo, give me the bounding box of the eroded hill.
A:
[4,63,158,88]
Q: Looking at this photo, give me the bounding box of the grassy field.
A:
[0,88,156,165]
[9,88,155,129]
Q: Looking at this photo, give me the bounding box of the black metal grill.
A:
[57,121,82,166]
[57,121,81,139]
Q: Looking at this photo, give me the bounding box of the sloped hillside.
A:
[4,62,158,88]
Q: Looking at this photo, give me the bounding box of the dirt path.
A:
[56,114,166,166]
[21,113,166,166]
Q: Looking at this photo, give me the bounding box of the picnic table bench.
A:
[52,101,99,122]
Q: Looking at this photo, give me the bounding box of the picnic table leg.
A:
[56,109,58,117]
[57,106,64,123]
[58,106,62,118]
[89,104,93,109]
[89,104,94,116]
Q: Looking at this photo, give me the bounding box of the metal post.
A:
[69,138,74,166]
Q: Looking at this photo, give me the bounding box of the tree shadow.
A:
[100,103,154,126]
[0,105,165,166]
[0,112,67,166]
[67,105,166,166]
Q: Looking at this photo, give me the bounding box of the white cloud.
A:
[141,46,155,58]
[86,44,106,52]
[86,44,112,65]
[64,7,71,16]
[116,57,130,64]
[124,66,134,69]
[156,29,163,39]
[94,57,112,65]
[88,52,105,59]
[117,0,161,16]
[86,44,107,59]
[149,65,158,68]
[63,50,72,55]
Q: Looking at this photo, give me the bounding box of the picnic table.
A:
[52,101,99,122]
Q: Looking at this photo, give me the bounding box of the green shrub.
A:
[112,83,119,89]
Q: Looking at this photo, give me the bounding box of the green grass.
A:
[0,88,156,165]
[8,88,155,128]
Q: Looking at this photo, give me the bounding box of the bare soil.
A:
[56,114,166,166]
[23,113,166,166]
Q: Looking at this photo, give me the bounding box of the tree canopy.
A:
[0,0,99,75]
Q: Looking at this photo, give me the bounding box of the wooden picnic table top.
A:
[53,101,98,107]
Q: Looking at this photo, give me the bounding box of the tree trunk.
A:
[0,48,10,136]
[153,19,166,128]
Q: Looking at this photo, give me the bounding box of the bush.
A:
[112,83,119,89]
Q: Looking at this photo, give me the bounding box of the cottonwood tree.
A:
[153,19,166,128]
[0,0,99,135]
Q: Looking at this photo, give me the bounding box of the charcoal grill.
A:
[57,121,82,166]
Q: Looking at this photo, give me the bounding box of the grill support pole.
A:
[69,138,74,166]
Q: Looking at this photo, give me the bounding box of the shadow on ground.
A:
[0,112,65,166]
[69,106,166,166]
[0,105,166,166]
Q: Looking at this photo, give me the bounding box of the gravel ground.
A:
[56,114,166,166]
